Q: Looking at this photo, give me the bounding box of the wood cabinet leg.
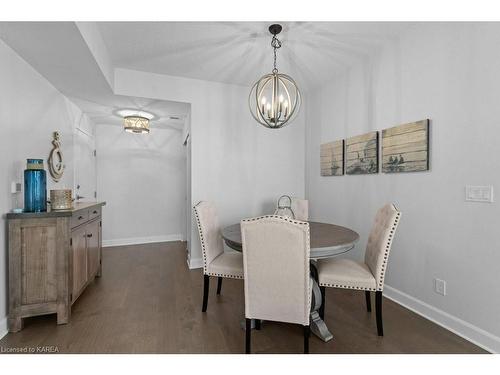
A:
[57,303,71,325]
[8,316,24,332]
[97,259,102,278]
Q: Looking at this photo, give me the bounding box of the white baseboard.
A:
[384,285,499,353]
[0,316,7,340]
[187,257,203,270]
[103,234,184,247]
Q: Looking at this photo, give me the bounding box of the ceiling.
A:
[0,22,190,130]
[98,22,413,89]
[0,22,413,130]
[71,95,190,131]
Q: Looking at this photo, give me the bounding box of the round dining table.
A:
[221,221,359,342]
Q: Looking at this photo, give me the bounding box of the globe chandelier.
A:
[249,24,301,129]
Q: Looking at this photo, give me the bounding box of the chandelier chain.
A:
[271,34,281,74]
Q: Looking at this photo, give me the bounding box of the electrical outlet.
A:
[434,278,446,296]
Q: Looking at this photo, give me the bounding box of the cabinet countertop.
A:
[6,201,106,220]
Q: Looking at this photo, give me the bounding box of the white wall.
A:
[96,123,187,246]
[114,68,306,267]
[0,38,95,338]
[305,23,500,352]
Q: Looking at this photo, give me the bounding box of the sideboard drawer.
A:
[89,206,101,221]
[71,210,89,228]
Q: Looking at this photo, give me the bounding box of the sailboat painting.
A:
[320,140,344,176]
[345,131,379,174]
[382,120,430,173]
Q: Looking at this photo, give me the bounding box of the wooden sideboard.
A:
[6,202,106,332]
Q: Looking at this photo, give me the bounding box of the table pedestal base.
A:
[240,266,334,342]
[310,270,334,342]
[310,311,333,342]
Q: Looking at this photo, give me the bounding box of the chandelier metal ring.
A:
[248,73,301,128]
[248,24,301,129]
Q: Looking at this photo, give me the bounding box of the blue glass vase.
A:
[24,159,47,212]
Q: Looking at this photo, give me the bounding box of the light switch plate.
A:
[11,182,22,194]
[465,185,494,203]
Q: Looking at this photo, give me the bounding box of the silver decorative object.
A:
[274,195,295,219]
[249,24,301,129]
[49,189,73,210]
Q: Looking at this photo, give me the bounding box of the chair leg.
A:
[255,319,261,330]
[202,275,209,312]
[216,277,223,295]
[303,325,310,354]
[245,318,252,354]
[375,291,383,336]
[319,286,326,319]
[365,291,372,312]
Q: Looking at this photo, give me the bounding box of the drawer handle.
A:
[87,233,93,238]
[93,210,98,214]
[78,216,83,220]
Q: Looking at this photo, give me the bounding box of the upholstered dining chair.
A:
[291,197,309,221]
[193,201,243,312]
[317,203,401,336]
[241,215,311,354]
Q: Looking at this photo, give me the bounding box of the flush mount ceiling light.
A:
[123,116,150,134]
[249,24,301,129]
[116,109,155,134]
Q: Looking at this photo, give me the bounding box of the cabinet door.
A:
[86,220,100,279]
[71,226,87,302]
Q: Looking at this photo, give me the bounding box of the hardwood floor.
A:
[0,241,487,354]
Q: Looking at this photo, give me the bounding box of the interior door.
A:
[185,133,191,251]
[86,220,100,279]
[71,226,88,302]
[74,128,96,202]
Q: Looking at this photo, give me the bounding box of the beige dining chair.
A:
[317,203,401,336]
[291,197,309,221]
[241,215,312,354]
[193,201,244,312]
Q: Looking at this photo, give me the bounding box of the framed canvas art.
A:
[345,131,379,175]
[382,119,430,173]
[320,140,344,176]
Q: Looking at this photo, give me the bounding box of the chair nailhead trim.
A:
[319,282,376,292]
[193,202,209,273]
[206,272,244,280]
[376,210,401,290]
[241,214,308,226]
